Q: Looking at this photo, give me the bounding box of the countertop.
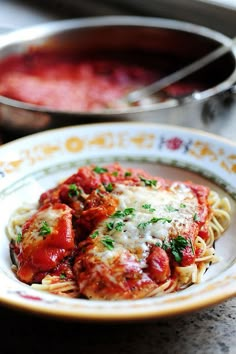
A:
[0,2,236,354]
[1,298,236,354]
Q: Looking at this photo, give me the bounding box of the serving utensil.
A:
[126,35,236,103]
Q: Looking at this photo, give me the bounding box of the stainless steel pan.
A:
[0,16,235,139]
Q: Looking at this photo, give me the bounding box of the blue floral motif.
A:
[0,170,5,178]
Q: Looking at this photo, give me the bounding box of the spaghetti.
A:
[7,163,231,300]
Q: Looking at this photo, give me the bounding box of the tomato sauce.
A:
[0,50,206,112]
[17,203,75,284]
[11,163,213,299]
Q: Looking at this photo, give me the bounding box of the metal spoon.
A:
[126,36,236,104]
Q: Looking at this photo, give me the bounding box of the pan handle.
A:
[201,87,236,124]
[231,83,236,95]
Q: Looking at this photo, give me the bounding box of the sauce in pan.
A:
[0,50,206,112]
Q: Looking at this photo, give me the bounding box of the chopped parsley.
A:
[93,166,108,174]
[112,171,118,177]
[107,221,125,232]
[193,213,200,221]
[90,230,99,239]
[59,273,67,280]
[137,221,151,229]
[106,216,126,232]
[106,222,114,231]
[139,176,157,187]
[111,210,124,218]
[124,171,132,177]
[165,205,179,212]
[103,183,113,192]
[180,203,186,208]
[114,221,125,231]
[39,221,51,236]
[142,204,156,212]
[111,208,135,218]
[96,188,105,198]
[150,217,172,224]
[16,232,22,243]
[155,240,162,247]
[162,235,189,263]
[189,238,195,255]
[68,183,80,198]
[138,217,172,229]
[101,236,115,250]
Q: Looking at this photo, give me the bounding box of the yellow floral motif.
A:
[88,132,156,149]
[116,132,155,148]
[65,137,84,153]
[189,141,219,161]
[66,132,156,151]
[88,133,114,148]
[220,154,236,173]
[0,159,23,173]
[22,144,60,165]
[189,141,236,174]
[0,144,60,174]
[42,145,60,155]
[130,134,155,148]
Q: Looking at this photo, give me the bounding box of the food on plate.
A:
[7,163,231,300]
[0,50,206,112]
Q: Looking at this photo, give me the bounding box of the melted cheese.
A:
[23,206,65,244]
[91,183,198,267]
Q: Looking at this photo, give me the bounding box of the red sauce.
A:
[12,163,212,299]
[0,51,206,112]
[17,203,74,283]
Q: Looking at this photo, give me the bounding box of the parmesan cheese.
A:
[93,183,198,267]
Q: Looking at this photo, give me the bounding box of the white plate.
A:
[0,122,236,321]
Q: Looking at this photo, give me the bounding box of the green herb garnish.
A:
[16,232,22,243]
[114,221,125,231]
[103,183,113,192]
[111,210,124,218]
[139,176,157,187]
[59,273,67,280]
[39,221,51,236]
[150,217,172,224]
[93,166,108,174]
[96,188,105,198]
[68,183,80,198]
[138,217,172,229]
[155,240,162,247]
[193,213,200,221]
[106,221,125,232]
[90,230,99,239]
[124,171,132,177]
[165,205,179,212]
[106,222,114,231]
[137,221,151,229]
[142,204,156,212]
[189,238,195,255]
[101,236,115,250]
[163,235,189,263]
[112,208,135,218]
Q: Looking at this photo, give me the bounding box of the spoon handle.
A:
[127,36,236,103]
